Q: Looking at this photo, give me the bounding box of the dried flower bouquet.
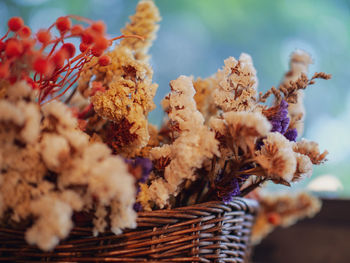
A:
[0,0,330,251]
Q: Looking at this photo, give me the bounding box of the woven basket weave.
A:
[0,198,258,262]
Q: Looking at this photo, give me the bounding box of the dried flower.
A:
[0,83,136,250]
[263,99,298,141]
[213,54,258,112]
[0,1,330,251]
[216,175,241,203]
[126,157,153,183]
[292,153,313,182]
[142,76,219,208]
[120,0,161,61]
[251,192,321,245]
[255,132,297,183]
[193,76,218,121]
[222,111,271,153]
[293,139,328,164]
[284,128,298,142]
[77,1,160,155]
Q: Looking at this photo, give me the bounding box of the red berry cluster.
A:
[0,16,140,104]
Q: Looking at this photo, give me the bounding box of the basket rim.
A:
[137,197,259,216]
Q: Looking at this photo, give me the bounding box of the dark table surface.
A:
[252,198,350,263]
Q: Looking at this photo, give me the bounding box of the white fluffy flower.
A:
[0,100,25,125]
[25,196,73,251]
[40,134,70,171]
[18,102,41,144]
[42,100,77,129]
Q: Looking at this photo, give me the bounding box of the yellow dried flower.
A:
[78,9,159,154]
[120,0,161,61]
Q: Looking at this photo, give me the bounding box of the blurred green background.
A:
[1,0,349,196]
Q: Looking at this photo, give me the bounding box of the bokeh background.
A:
[2,0,349,196]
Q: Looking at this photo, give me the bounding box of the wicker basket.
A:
[0,198,258,262]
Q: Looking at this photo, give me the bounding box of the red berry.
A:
[21,39,34,52]
[81,31,94,45]
[91,46,103,57]
[18,26,31,38]
[56,16,72,33]
[91,21,106,34]
[0,63,10,79]
[37,30,51,44]
[8,17,24,32]
[71,24,84,35]
[98,55,111,66]
[5,39,23,58]
[61,43,76,58]
[79,42,89,53]
[94,37,109,51]
[51,50,66,68]
[33,57,54,76]
[267,213,281,225]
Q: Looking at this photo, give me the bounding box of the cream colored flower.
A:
[0,82,136,250]
[213,53,258,112]
[223,111,271,152]
[282,50,312,136]
[25,196,73,251]
[193,76,218,121]
[40,134,70,171]
[223,111,271,138]
[293,139,328,164]
[256,132,297,182]
[292,153,313,182]
[144,76,219,208]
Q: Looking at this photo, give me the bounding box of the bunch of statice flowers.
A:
[0,0,330,251]
[251,191,321,245]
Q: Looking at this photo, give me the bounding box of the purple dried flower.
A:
[216,172,241,204]
[270,119,282,133]
[221,178,240,203]
[134,157,153,183]
[269,100,290,133]
[125,158,152,212]
[284,128,298,142]
[281,117,290,134]
[125,157,152,183]
[280,99,288,110]
[265,100,298,141]
[133,202,142,212]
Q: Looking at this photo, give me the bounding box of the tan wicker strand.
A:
[0,198,258,262]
